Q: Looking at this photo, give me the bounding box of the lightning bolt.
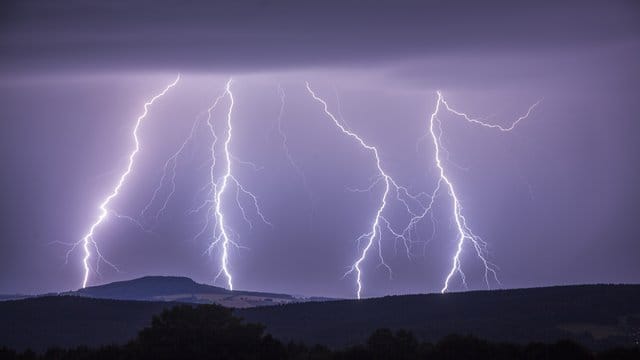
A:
[306,82,431,299]
[73,75,180,288]
[189,90,227,241]
[212,79,239,290]
[193,79,271,290]
[429,91,540,293]
[68,74,536,297]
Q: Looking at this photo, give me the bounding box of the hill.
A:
[238,284,640,349]
[1,284,638,352]
[66,276,304,308]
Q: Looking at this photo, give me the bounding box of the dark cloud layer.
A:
[2,0,639,72]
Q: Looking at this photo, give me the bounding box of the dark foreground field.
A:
[1,304,639,360]
[0,284,639,356]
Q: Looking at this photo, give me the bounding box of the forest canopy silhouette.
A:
[1,304,639,360]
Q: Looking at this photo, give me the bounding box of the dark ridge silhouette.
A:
[73,276,231,299]
[237,284,640,349]
[1,284,639,352]
[72,275,296,301]
[57,276,325,308]
[0,294,27,301]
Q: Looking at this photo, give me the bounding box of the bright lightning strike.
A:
[429,91,540,293]
[73,75,180,288]
[189,90,227,241]
[67,75,536,297]
[211,79,238,290]
[194,79,271,291]
[306,82,429,299]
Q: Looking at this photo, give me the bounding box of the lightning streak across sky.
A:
[211,79,238,289]
[306,82,432,299]
[146,86,228,245]
[430,91,540,293]
[65,75,537,296]
[142,79,269,290]
[74,75,180,288]
[194,79,271,290]
[307,82,539,298]
[189,90,227,241]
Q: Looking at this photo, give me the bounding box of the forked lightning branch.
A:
[67,75,539,298]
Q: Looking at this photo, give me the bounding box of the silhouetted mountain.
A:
[73,276,229,299]
[1,284,639,352]
[66,276,305,308]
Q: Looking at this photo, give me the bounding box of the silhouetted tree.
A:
[132,304,267,360]
[364,329,419,360]
[597,347,640,360]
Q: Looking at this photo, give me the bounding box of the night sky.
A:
[1,0,639,298]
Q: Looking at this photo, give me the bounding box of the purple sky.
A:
[1,0,639,298]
